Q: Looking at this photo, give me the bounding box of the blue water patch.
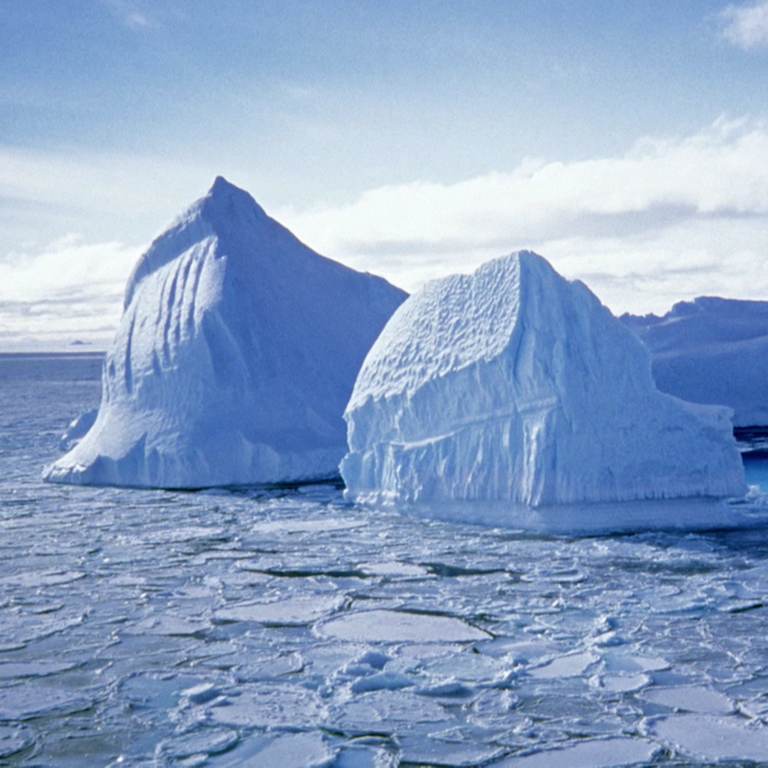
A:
[743,453,768,491]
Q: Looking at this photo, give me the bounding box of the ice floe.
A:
[492,737,659,767]
[315,609,491,643]
[645,713,768,762]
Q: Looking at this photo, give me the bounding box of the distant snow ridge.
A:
[341,251,747,507]
[44,177,406,489]
[622,297,768,428]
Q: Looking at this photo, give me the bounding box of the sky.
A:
[2,0,768,350]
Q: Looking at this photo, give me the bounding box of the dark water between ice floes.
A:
[2,354,768,767]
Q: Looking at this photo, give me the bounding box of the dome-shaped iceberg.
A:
[44,177,406,488]
[341,251,747,508]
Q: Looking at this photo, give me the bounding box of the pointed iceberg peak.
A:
[200,175,267,228]
[209,175,238,194]
[44,178,407,490]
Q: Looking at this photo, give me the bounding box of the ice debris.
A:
[341,251,747,508]
[43,177,406,488]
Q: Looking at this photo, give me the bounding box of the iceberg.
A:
[622,297,768,428]
[44,177,406,489]
[341,251,747,510]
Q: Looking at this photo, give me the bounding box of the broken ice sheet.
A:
[492,737,659,767]
[0,725,35,758]
[0,660,80,678]
[251,518,362,535]
[359,561,430,578]
[128,614,209,636]
[601,652,670,674]
[120,673,202,710]
[233,651,304,682]
[249,732,337,768]
[528,652,598,679]
[641,685,734,715]
[207,685,325,728]
[330,689,452,733]
[156,727,238,760]
[350,671,414,693]
[591,673,650,693]
[332,742,399,768]
[0,570,85,587]
[421,650,505,683]
[0,684,93,719]
[645,713,768,762]
[399,733,504,767]
[3,612,84,644]
[214,594,346,626]
[315,609,490,643]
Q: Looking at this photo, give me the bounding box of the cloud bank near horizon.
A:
[2,118,768,349]
[281,117,768,312]
[0,236,140,350]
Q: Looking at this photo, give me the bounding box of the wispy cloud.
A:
[3,118,768,349]
[0,237,140,350]
[98,0,155,30]
[717,1,768,49]
[279,117,768,314]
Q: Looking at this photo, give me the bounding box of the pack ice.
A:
[44,177,406,489]
[622,297,768,428]
[341,251,747,507]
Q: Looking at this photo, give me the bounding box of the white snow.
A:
[341,251,747,513]
[622,297,768,427]
[44,177,406,489]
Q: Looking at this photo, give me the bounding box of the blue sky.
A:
[2,0,768,348]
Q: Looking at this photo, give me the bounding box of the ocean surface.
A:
[2,353,768,768]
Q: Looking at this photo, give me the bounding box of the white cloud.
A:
[0,237,140,350]
[718,1,768,49]
[3,118,768,349]
[278,117,768,314]
[98,0,155,30]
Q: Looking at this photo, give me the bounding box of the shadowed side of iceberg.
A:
[44,177,407,489]
[341,251,747,515]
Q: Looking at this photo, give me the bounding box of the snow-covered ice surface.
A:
[4,353,768,766]
[342,252,746,514]
[43,177,406,489]
[622,296,768,428]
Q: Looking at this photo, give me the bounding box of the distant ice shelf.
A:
[43,177,406,489]
[622,296,768,428]
[341,251,747,513]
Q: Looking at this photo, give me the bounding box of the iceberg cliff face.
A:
[341,251,747,507]
[44,177,406,488]
[622,298,768,428]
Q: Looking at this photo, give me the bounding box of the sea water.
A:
[2,354,768,767]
